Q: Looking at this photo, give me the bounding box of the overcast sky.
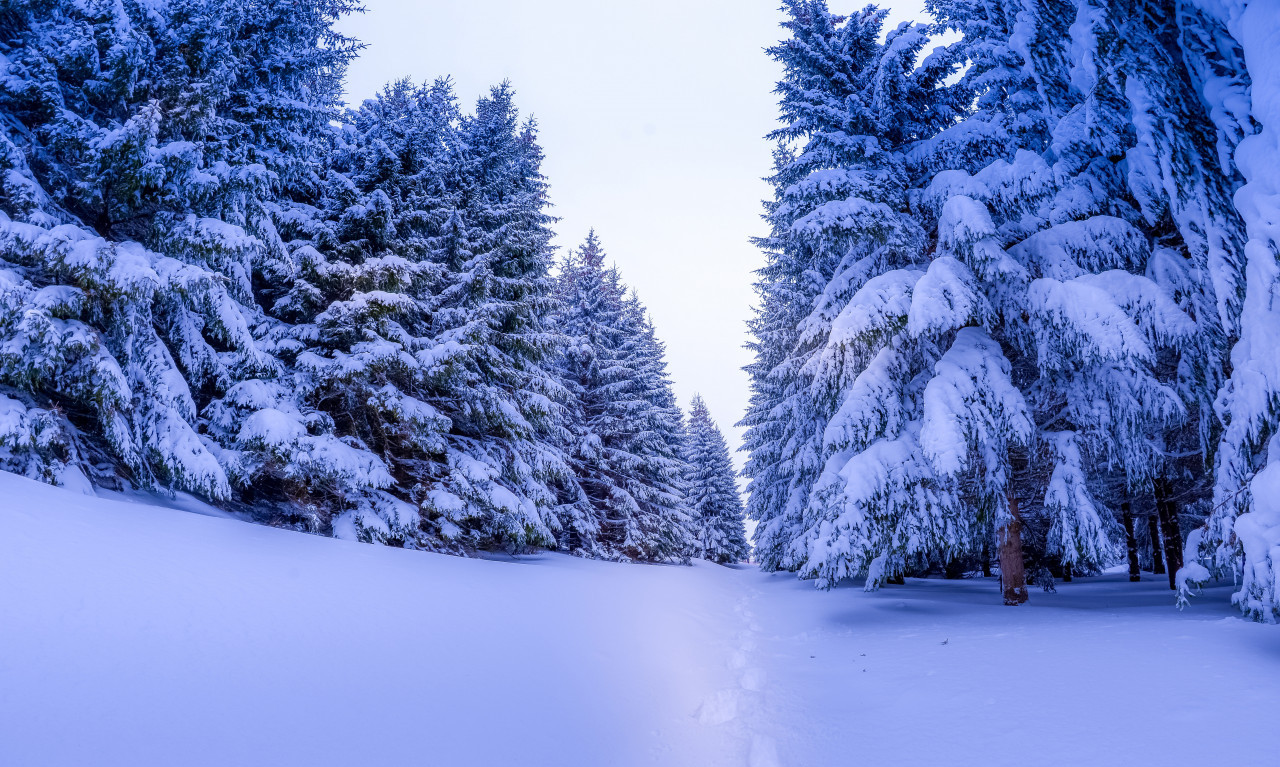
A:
[339,1,928,467]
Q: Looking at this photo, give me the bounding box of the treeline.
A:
[742,0,1280,620]
[0,0,746,563]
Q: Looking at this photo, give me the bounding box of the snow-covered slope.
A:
[3,472,1277,767]
[0,474,743,767]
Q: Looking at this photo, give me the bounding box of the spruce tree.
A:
[743,1,980,588]
[911,0,1211,599]
[742,1,951,576]
[554,232,695,562]
[270,78,576,549]
[743,0,1247,602]
[1178,0,1280,621]
[684,395,749,564]
[0,0,361,505]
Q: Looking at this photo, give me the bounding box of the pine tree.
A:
[262,77,461,540]
[265,78,577,549]
[742,0,1251,602]
[912,0,1207,599]
[431,84,574,550]
[1177,0,1280,621]
[0,0,361,506]
[1055,0,1250,591]
[743,1,984,588]
[554,232,695,561]
[743,1,961,578]
[684,395,749,564]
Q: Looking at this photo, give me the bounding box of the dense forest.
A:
[741,0,1280,621]
[0,0,746,564]
[3,0,1279,625]
[6,4,1280,766]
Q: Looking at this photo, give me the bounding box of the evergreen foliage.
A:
[684,394,748,564]
[0,0,711,564]
[0,0,360,503]
[742,0,1280,621]
[553,232,696,562]
[10,0,1280,615]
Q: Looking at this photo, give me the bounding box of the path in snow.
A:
[1,473,1277,767]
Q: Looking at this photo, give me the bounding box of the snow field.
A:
[0,473,746,766]
[3,473,1278,767]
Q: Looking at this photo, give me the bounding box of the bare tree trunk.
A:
[1154,477,1184,590]
[982,542,993,577]
[1121,502,1141,582]
[998,492,1029,605]
[1148,513,1166,575]
[1062,562,1073,583]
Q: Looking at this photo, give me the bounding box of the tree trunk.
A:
[1154,477,1184,590]
[998,492,1029,605]
[1148,513,1166,575]
[1062,562,1073,583]
[1121,502,1141,582]
[982,542,993,578]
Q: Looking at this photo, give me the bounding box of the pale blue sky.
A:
[339,1,928,465]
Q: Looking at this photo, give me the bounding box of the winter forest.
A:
[741,0,1280,621]
[0,0,748,565]
[3,0,1280,764]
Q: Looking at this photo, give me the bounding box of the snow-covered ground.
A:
[2,473,1276,767]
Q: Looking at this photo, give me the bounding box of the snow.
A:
[826,268,921,344]
[238,407,307,446]
[1233,436,1280,618]
[746,569,1277,767]
[921,327,1031,476]
[4,472,1279,766]
[906,256,987,336]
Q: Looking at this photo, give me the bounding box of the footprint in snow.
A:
[697,689,739,725]
[739,667,766,691]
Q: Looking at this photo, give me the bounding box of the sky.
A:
[338,1,929,467]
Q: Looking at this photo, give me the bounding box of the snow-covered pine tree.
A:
[1174,0,1280,622]
[684,394,749,564]
[746,0,1234,601]
[554,232,695,562]
[743,0,977,588]
[619,289,699,559]
[0,0,364,508]
[141,0,392,531]
[430,83,577,550]
[272,78,576,549]
[906,0,1188,599]
[741,1,889,573]
[263,77,461,541]
[908,0,1253,598]
[1058,0,1250,590]
[743,1,917,574]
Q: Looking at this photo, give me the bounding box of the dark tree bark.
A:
[1062,562,1073,583]
[1121,502,1141,582]
[1154,477,1184,590]
[1148,513,1166,575]
[982,542,993,578]
[999,492,1029,605]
